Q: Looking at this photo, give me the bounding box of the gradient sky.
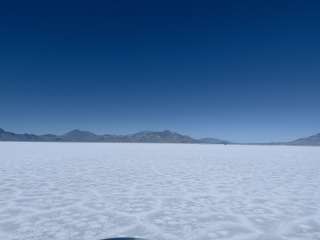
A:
[1,0,320,142]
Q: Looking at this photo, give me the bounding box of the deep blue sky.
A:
[1,0,320,142]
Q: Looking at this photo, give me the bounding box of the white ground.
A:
[0,142,319,240]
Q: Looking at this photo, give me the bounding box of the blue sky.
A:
[1,0,320,142]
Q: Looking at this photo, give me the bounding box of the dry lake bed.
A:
[0,142,319,240]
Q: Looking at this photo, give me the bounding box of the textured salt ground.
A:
[0,142,319,240]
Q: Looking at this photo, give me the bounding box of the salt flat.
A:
[0,142,319,240]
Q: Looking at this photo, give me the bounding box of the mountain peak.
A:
[64,129,95,135]
[62,129,100,141]
[129,130,195,143]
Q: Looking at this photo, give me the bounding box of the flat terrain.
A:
[0,142,319,240]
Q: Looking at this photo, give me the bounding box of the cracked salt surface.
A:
[0,142,319,240]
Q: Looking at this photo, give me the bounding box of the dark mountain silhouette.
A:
[2,127,319,145]
[0,128,229,144]
[127,130,195,143]
[0,128,40,141]
[62,129,102,142]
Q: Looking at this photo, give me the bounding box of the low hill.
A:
[288,133,320,146]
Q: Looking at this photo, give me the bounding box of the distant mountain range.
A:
[1,128,319,146]
[287,133,320,146]
[0,128,229,144]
